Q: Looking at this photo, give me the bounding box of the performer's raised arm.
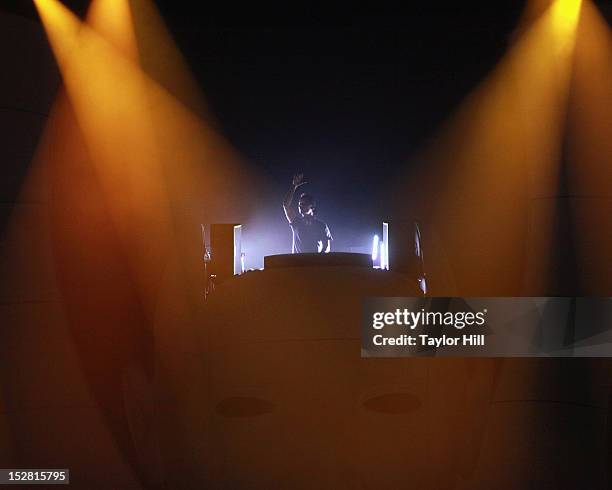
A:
[282,173,306,223]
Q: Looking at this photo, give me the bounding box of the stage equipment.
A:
[385,220,427,295]
[208,224,243,285]
[264,252,372,269]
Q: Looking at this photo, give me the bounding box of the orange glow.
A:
[85,0,212,118]
[32,0,82,64]
[86,0,139,60]
[392,0,583,295]
[550,0,582,35]
[128,0,212,117]
[33,0,266,318]
[563,0,612,293]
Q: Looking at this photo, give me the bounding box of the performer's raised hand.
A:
[292,173,307,188]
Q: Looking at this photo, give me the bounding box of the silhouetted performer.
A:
[283,174,333,253]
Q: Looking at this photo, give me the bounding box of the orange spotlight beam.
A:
[391,0,583,295]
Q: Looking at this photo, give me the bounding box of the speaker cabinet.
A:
[210,224,242,283]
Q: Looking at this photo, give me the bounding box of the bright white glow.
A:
[372,234,380,262]
[382,222,389,270]
[418,277,427,295]
[233,224,242,275]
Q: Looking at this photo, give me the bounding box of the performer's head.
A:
[298,193,316,217]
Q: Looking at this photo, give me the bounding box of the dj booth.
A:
[264,252,372,269]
